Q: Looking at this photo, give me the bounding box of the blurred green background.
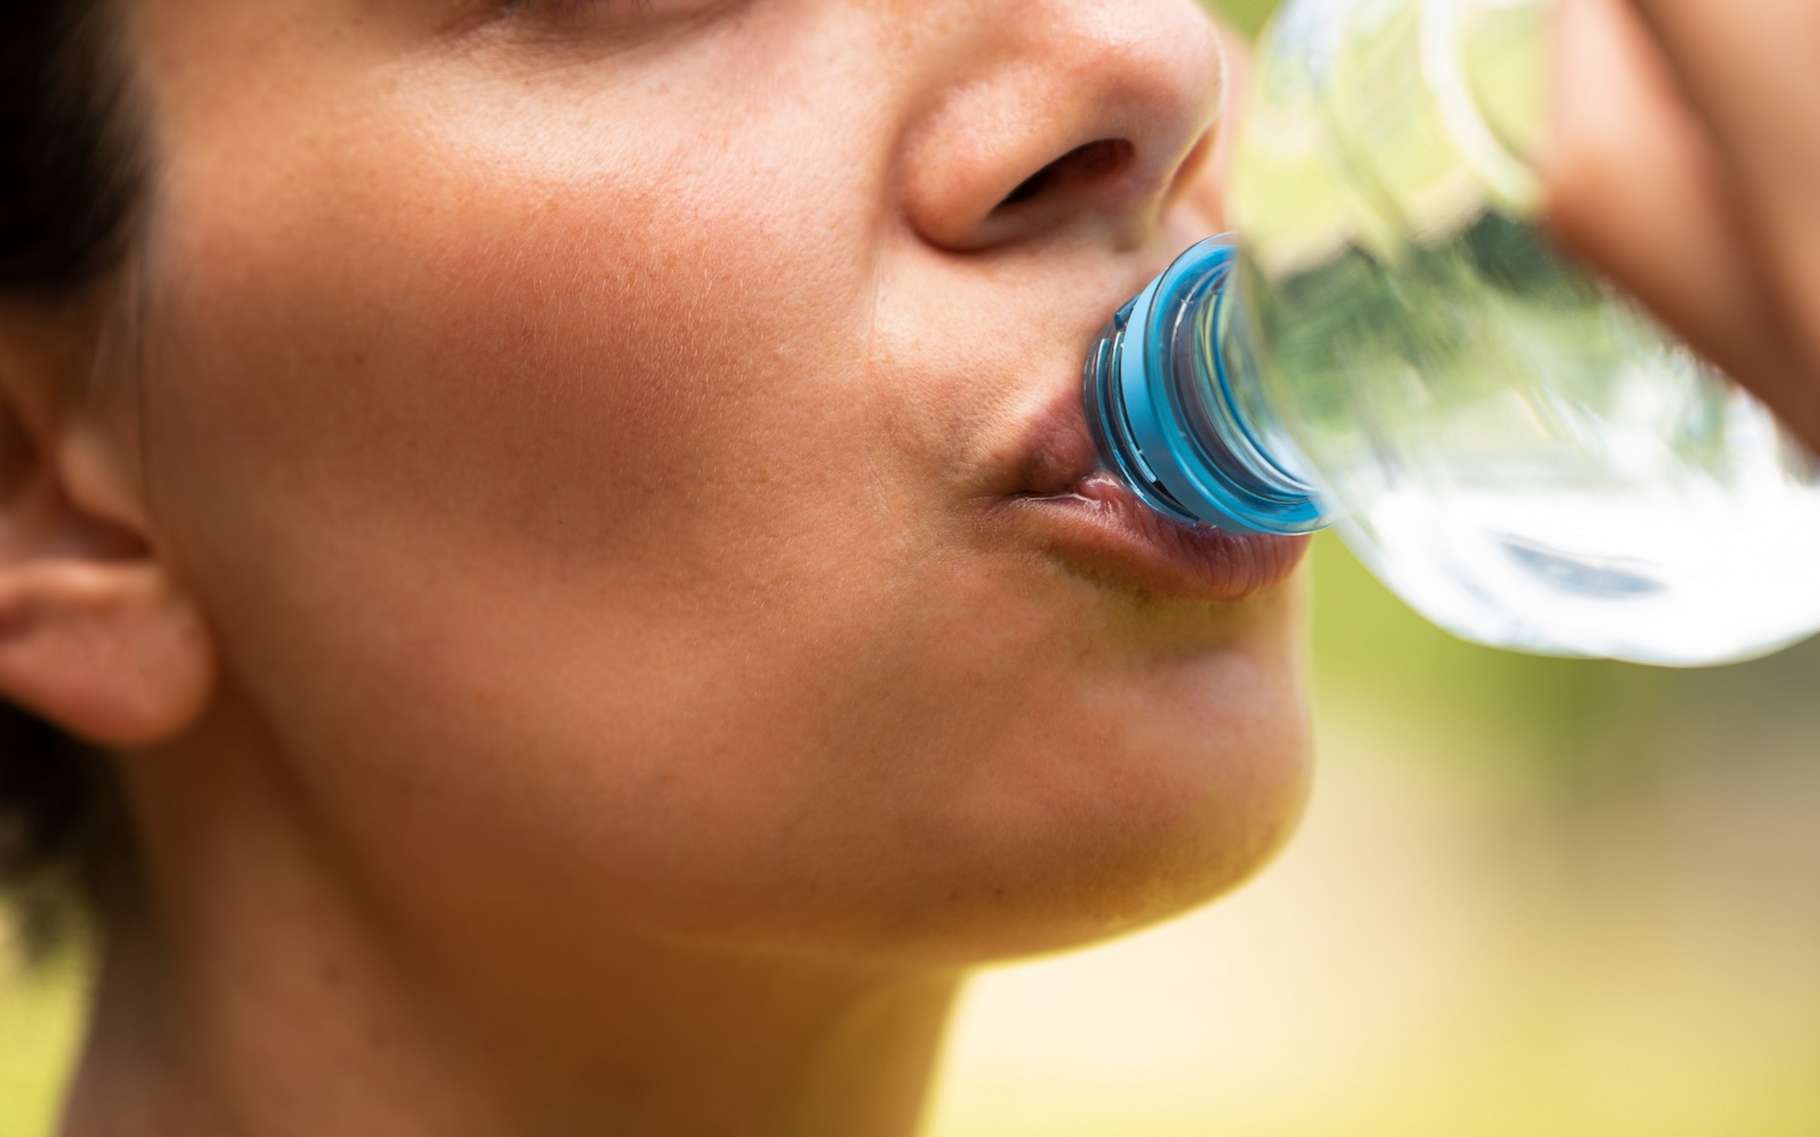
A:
[7,3,1820,1135]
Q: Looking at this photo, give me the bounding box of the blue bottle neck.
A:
[1083,235,1331,535]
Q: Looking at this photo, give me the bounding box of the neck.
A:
[59,711,963,1137]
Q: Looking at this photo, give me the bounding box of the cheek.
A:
[154,166,860,552]
[134,88,1013,943]
[143,73,911,663]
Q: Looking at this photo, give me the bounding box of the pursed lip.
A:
[985,379,1309,602]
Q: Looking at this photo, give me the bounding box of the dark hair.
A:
[2,0,144,954]
[2,1,141,295]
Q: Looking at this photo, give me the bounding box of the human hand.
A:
[1547,0,1820,454]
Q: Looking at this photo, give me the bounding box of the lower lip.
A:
[993,472,1311,602]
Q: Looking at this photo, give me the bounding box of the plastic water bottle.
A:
[1084,0,1820,666]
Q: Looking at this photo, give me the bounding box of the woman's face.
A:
[123,0,1309,963]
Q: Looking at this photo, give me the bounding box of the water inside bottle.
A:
[1220,0,1820,664]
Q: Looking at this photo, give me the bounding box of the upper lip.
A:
[998,380,1104,500]
[981,257,1166,503]
[976,155,1230,502]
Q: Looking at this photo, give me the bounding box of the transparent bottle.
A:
[1085,0,1820,666]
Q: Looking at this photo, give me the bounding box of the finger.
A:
[1544,0,1819,449]
[1622,0,1820,439]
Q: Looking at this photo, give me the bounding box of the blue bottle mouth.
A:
[1082,235,1331,536]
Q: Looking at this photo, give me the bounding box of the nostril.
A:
[994,139,1135,212]
[999,166,1054,209]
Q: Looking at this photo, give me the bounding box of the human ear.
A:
[0,303,215,748]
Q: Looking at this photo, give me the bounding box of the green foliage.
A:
[0,948,84,1137]
[1214,0,1283,37]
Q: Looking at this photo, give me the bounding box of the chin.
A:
[865,632,1314,968]
[1026,701,1310,959]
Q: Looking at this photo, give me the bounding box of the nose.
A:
[898,1,1226,254]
